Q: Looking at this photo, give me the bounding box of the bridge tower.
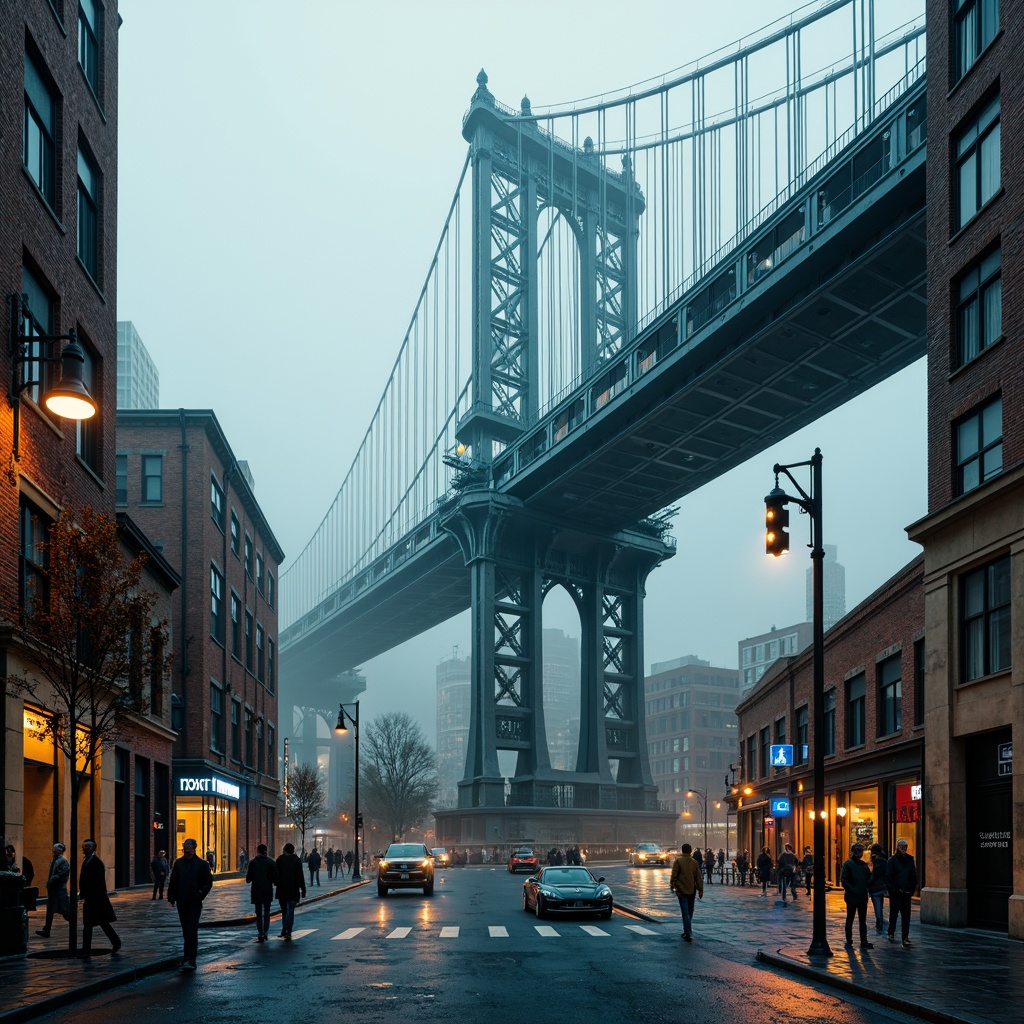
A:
[437,75,676,850]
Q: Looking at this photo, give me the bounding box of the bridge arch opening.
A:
[540,585,582,772]
[536,205,582,410]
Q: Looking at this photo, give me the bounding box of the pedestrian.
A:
[245,843,278,942]
[78,839,120,957]
[344,850,354,876]
[167,837,214,971]
[35,843,70,937]
[693,847,703,872]
[704,847,716,885]
[756,846,773,897]
[670,843,704,942]
[275,842,306,941]
[801,845,814,895]
[868,844,887,933]
[840,842,873,950]
[151,849,169,900]
[885,838,918,947]
[777,843,799,901]
[736,849,749,887]
[307,846,322,886]
[238,848,248,872]
[325,848,335,879]
[4,844,34,884]
[205,848,216,872]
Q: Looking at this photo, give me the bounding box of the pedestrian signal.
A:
[765,487,790,556]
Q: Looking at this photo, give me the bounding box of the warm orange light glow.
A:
[836,806,848,818]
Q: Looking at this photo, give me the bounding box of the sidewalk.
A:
[1,868,1021,1024]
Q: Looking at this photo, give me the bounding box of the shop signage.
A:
[997,741,1012,777]
[770,744,794,767]
[770,796,791,816]
[176,773,241,801]
[763,816,775,826]
[895,783,921,822]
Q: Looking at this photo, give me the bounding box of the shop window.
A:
[846,674,866,747]
[961,556,1011,681]
[877,655,902,737]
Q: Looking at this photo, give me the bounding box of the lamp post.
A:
[686,789,709,851]
[764,448,832,957]
[334,701,362,881]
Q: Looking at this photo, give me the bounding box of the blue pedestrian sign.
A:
[770,744,794,766]
[770,797,792,816]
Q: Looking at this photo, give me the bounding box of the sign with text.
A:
[895,783,921,822]
[175,772,241,801]
[770,744,794,767]
[997,741,1012,777]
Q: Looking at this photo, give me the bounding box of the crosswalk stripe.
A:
[535,925,560,937]
[488,926,508,937]
[624,925,658,936]
[580,925,609,936]
[332,927,365,940]
[387,927,412,939]
[286,929,317,940]
[439,926,459,938]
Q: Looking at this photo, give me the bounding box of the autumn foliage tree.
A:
[3,505,168,955]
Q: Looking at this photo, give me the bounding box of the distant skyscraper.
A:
[116,321,160,409]
[436,652,470,808]
[541,629,580,772]
[806,543,846,629]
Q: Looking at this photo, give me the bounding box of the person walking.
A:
[151,850,169,900]
[840,842,873,949]
[670,843,704,942]
[777,843,799,902]
[79,839,120,957]
[275,842,306,941]
[868,843,887,933]
[35,843,70,937]
[703,847,716,885]
[307,847,322,886]
[756,846,773,897]
[325,848,335,880]
[205,848,216,872]
[885,838,918,947]
[167,837,214,971]
[344,850,354,877]
[736,849,749,887]
[245,843,278,942]
[4,845,34,884]
[801,845,814,896]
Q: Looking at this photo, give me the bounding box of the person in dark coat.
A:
[151,850,169,900]
[704,847,716,885]
[307,847,322,886]
[274,842,306,940]
[344,849,354,876]
[885,838,919,947]
[36,843,70,937]
[777,843,799,901]
[868,844,888,933]
[736,849,749,886]
[167,838,213,971]
[840,842,873,949]
[325,848,335,879]
[245,843,278,941]
[79,839,120,957]
[4,845,34,884]
[756,846,773,896]
[801,845,814,895]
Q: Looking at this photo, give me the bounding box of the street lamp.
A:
[686,789,709,850]
[334,701,362,881]
[764,448,832,958]
[7,293,97,460]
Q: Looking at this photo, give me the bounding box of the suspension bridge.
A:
[279,0,928,845]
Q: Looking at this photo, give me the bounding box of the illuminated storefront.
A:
[173,769,243,871]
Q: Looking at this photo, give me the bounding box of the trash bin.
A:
[0,873,29,955]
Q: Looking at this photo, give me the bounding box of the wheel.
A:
[377,884,387,897]
[523,890,532,913]
[600,906,613,920]
[423,879,434,896]
[534,894,545,919]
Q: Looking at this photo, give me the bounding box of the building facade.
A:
[734,558,924,886]
[906,0,1022,936]
[116,321,159,410]
[116,409,284,870]
[738,622,814,695]
[2,2,132,879]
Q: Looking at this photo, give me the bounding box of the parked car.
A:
[522,866,613,919]
[377,843,435,897]
[507,848,539,873]
[430,847,450,867]
[628,842,670,867]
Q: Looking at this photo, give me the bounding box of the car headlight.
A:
[598,887,611,897]
[421,859,432,868]
[637,854,646,860]
[378,860,389,869]
[538,888,558,898]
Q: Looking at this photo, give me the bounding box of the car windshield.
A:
[542,868,593,884]
[431,848,446,857]
[514,850,534,857]
[385,844,426,858]
[638,844,661,852]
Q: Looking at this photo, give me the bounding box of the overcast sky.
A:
[117,0,928,743]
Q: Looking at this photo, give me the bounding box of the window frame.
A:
[115,452,128,505]
[74,336,99,471]
[210,564,225,644]
[961,556,1011,682]
[19,498,51,619]
[877,655,902,737]
[823,688,836,756]
[231,698,241,761]
[230,513,240,556]
[210,682,224,755]
[954,0,999,83]
[141,454,163,504]
[845,673,866,747]
[955,94,1000,231]
[210,476,225,532]
[24,49,57,208]
[795,705,808,766]
[77,144,99,280]
[244,609,254,671]
[956,395,1002,495]
[244,532,253,578]
[956,247,1001,367]
[230,591,241,660]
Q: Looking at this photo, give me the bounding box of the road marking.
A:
[535,925,560,937]
[332,928,365,940]
[624,925,658,936]
[387,927,412,939]
[580,925,609,936]
[488,926,509,937]
[439,926,459,938]
[287,929,317,940]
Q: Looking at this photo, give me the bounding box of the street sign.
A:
[763,816,775,826]
[998,740,1012,777]
[770,744,794,767]
[770,796,792,816]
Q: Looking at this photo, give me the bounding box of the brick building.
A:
[906,0,1022,935]
[116,409,284,869]
[734,557,924,885]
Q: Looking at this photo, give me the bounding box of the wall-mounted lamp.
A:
[8,292,97,461]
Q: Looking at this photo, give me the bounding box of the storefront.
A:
[173,768,243,872]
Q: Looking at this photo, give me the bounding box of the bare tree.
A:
[286,761,327,854]
[3,505,169,955]
[360,712,438,842]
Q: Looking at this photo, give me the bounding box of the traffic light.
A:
[356,813,364,830]
[765,487,790,556]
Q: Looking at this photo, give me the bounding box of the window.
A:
[77,146,99,279]
[244,708,253,766]
[957,248,1001,366]
[956,95,1000,230]
[256,623,264,682]
[24,50,57,207]
[115,453,128,504]
[914,637,925,727]
[210,684,223,754]
[210,565,224,643]
[231,699,241,761]
[75,340,99,471]
[245,610,253,671]
[795,705,808,766]
[19,498,50,617]
[257,718,265,773]
[230,513,240,556]
[142,454,163,503]
[244,533,253,577]
[823,688,836,756]
[267,637,275,693]
[256,551,264,594]
[878,655,902,736]
[962,556,1011,681]
[267,572,275,609]
[759,726,770,778]
[78,0,100,94]
[745,735,756,782]
[954,0,999,82]
[957,396,1002,494]
[20,266,54,406]
[267,723,275,777]
[230,592,241,659]
[846,674,866,747]
[210,477,225,531]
